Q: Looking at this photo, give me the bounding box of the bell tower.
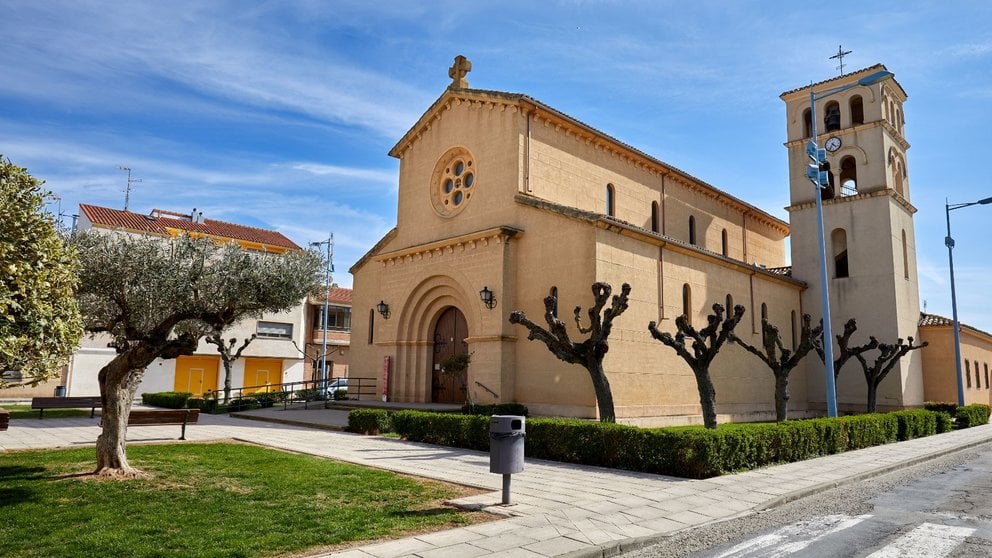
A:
[781,64,923,411]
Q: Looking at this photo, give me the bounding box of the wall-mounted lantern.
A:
[479,286,497,310]
[376,300,391,320]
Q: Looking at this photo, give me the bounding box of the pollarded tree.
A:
[0,156,83,385]
[854,336,928,413]
[205,331,257,403]
[75,231,321,477]
[649,303,745,429]
[509,282,630,423]
[811,318,878,381]
[732,314,822,422]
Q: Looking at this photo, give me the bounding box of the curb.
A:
[229,412,347,432]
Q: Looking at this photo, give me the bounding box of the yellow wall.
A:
[242,358,283,393]
[174,355,219,396]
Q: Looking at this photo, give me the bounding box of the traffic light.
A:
[805,140,830,188]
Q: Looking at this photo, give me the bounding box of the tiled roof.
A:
[778,63,907,98]
[919,312,992,340]
[80,204,300,250]
[310,286,353,306]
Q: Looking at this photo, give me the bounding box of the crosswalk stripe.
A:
[864,523,976,558]
[712,514,872,558]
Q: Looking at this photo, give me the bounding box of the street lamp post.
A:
[310,234,334,391]
[806,70,892,417]
[945,196,992,406]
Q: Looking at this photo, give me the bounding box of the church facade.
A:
[349,58,992,424]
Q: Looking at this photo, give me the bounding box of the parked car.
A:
[321,378,348,398]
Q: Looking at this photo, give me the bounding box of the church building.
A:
[349,57,992,424]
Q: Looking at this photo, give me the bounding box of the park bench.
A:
[31,396,101,419]
[0,408,9,431]
[126,409,200,440]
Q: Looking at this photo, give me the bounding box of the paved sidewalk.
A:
[2,413,991,558]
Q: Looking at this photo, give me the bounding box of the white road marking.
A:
[865,523,976,558]
[712,514,872,558]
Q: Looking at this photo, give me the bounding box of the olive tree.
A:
[0,156,82,385]
[509,283,630,423]
[205,331,257,403]
[76,231,321,477]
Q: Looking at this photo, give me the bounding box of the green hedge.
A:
[141,392,191,409]
[956,404,991,428]
[935,412,954,433]
[382,409,950,479]
[348,409,393,434]
[461,403,529,417]
[924,401,958,415]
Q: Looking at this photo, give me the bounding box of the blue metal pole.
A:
[946,201,965,406]
[810,87,839,417]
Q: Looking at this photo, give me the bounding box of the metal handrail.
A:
[203,376,377,412]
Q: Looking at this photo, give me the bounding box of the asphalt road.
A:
[624,444,992,558]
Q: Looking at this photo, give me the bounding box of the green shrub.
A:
[956,404,991,428]
[225,397,261,413]
[141,391,192,409]
[461,403,529,416]
[890,409,937,440]
[332,389,348,401]
[348,409,394,434]
[935,412,954,433]
[392,410,490,451]
[293,388,324,401]
[924,401,958,415]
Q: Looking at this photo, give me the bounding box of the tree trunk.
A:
[866,381,878,414]
[774,371,790,422]
[222,359,233,403]
[693,367,718,429]
[586,361,616,423]
[95,357,146,478]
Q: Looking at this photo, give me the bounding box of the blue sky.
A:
[3,1,991,332]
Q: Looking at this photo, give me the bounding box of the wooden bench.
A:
[31,396,101,419]
[127,409,200,440]
[0,408,9,431]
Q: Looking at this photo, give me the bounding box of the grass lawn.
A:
[0,442,489,558]
[2,404,94,419]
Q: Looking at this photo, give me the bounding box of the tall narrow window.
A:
[721,228,729,256]
[985,363,989,389]
[893,161,905,197]
[803,108,812,138]
[791,310,798,351]
[849,95,864,125]
[840,156,857,194]
[368,309,375,344]
[682,283,692,326]
[550,286,559,318]
[966,360,972,389]
[902,230,909,279]
[651,201,660,233]
[688,215,696,245]
[725,294,734,315]
[832,228,849,278]
[760,303,768,322]
[606,183,615,217]
[976,361,982,388]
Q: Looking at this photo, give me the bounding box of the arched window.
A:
[682,283,692,326]
[902,230,909,279]
[840,156,857,194]
[721,228,729,256]
[893,160,905,196]
[368,309,375,344]
[966,360,972,389]
[832,228,849,278]
[883,96,890,122]
[976,361,981,388]
[725,293,734,315]
[985,363,989,389]
[651,201,660,233]
[824,101,841,132]
[802,108,812,138]
[791,310,798,351]
[606,184,615,217]
[760,303,768,322]
[688,215,697,245]
[849,95,864,125]
[550,286,559,317]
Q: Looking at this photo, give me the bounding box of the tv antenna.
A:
[117,165,142,211]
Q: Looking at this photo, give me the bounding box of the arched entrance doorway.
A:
[432,306,468,403]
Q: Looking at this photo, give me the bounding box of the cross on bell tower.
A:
[448,55,472,89]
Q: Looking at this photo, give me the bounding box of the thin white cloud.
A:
[291,163,395,185]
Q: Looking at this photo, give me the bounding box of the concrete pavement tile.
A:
[482,548,546,558]
[414,528,485,547]
[595,512,634,526]
[416,542,493,558]
[573,499,628,515]
[620,505,673,521]
[523,535,594,557]
[464,520,525,537]
[361,537,436,558]
[512,525,570,541]
[468,532,541,552]
[608,523,658,538]
[318,549,378,558]
[665,509,715,526]
[634,517,689,534]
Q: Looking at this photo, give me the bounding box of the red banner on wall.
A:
[382,356,391,402]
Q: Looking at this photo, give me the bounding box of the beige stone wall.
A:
[920,326,992,406]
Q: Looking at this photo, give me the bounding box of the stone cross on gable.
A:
[448,55,472,89]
